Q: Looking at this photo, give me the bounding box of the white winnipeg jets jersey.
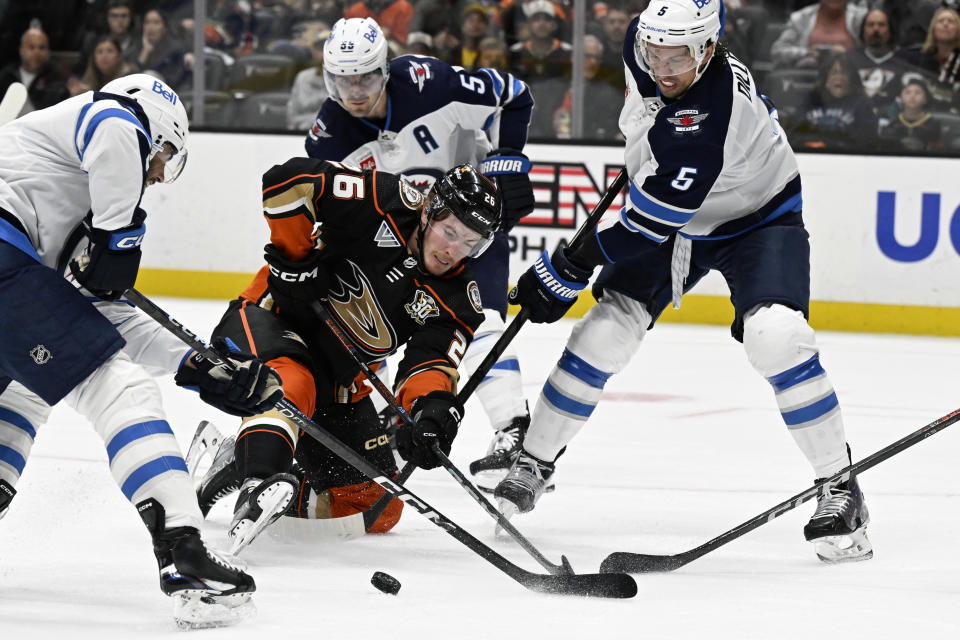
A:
[599,18,801,256]
[0,91,150,270]
[305,55,533,191]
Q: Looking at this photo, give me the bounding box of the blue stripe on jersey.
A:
[480,67,504,100]
[767,353,825,392]
[106,420,174,462]
[629,182,696,225]
[781,393,839,427]
[76,106,150,161]
[120,455,188,500]
[0,407,36,439]
[0,444,26,474]
[685,191,802,241]
[542,380,595,418]
[73,102,94,159]
[491,358,521,372]
[557,349,612,389]
[0,217,41,263]
[619,207,669,243]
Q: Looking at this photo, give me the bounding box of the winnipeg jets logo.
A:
[29,345,51,365]
[405,289,440,325]
[374,220,401,247]
[667,109,709,133]
[408,61,432,92]
[309,117,331,141]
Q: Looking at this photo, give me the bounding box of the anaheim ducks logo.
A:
[327,260,397,357]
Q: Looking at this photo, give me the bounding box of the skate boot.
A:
[494,449,555,517]
[196,434,240,517]
[138,498,255,629]
[803,475,873,564]
[469,414,534,493]
[228,473,298,554]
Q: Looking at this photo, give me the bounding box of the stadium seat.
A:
[930,111,960,150]
[226,54,297,93]
[762,69,818,119]
[183,91,236,128]
[234,91,292,130]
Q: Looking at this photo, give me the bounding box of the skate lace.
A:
[812,488,853,519]
[488,425,521,455]
[506,455,550,492]
[205,544,244,573]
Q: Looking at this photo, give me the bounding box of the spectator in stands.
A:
[72,34,135,95]
[551,35,622,140]
[405,31,435,56]
[409,0,463,57]
[476,37,508,70]
[880,77,944,152]
[344,0,414,46]
[501,0,567,49]
[508,0,572,137]
[454,4,492,70]
[105,0,138,55]
[126,8,190,89]
[594,7,629,90]
[786,53,879,150]
[772,0,867,69]
[288,30,331,131]
[902,6,960,111]
[722,1,770,69]
[0,25,70,115]
[845,8,913,110]
[872,0,939,52]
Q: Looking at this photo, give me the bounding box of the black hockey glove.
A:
[395,391,463,470]
[69,209,147,301]
[480,148,534,230]
[175,337,284,417]
[509,248,591,323]
[264,243,331,319]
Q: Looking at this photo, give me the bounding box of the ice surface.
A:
[2,298,958,638]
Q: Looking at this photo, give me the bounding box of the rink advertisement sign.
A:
[138,133,960,333]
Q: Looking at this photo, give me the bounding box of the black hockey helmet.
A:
[422,164,502,259]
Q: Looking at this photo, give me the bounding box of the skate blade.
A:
[495,499,518,538]
[813,527,874,565]
[173,592,255,630]
[267,513,367,543]
[185,421,224,480]
[229,482,296,555]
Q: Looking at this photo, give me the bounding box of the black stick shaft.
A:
[600,405,960,573]
[125,288,637,598]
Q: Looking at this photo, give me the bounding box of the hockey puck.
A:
[371,571,401,595]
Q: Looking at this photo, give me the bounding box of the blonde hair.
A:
[922,7,960,54]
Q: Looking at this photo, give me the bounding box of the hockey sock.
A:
[463,311,528,430]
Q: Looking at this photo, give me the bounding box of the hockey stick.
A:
[125,288,637,598]
[600,406,960,574]
[311,300,573,576]
[0,82,26,126]
[364,167,629,527]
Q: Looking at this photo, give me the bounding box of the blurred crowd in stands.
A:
[2,0,960,155]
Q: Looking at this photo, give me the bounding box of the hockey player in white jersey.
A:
[0,73,283,627]
[497,0,872,565]
[305,17,536,491]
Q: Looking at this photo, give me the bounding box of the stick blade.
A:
[600,552,689,574]
[518,571,638,598]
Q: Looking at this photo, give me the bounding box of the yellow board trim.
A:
[137,268,960,337]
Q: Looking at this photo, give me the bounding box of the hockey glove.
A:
[395,391,463,470]
[509,248,591,323]
[69,209,147,301]
[175,337,284,417]
[264,243,331,318]
[480,148,534,230]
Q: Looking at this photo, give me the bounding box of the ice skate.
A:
[469,414,542,493]
[184,420,226,480]
[804,475,873,564]
[494,449,555,515]
[228,473,299,555]
[196,434,239,517]
[138,498,256,629]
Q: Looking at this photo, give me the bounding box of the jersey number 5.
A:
[671,167,697,191]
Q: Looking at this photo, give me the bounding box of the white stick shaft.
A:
[0,82,27,126]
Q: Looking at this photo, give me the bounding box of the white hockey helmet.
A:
[635,0,725,86]
[323,17,390,106]
[101,73,189,182]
